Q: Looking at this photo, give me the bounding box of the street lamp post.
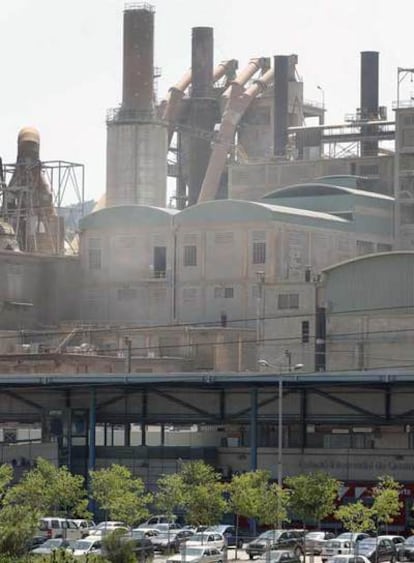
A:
[317,85,325,125]
[258,355,304,487]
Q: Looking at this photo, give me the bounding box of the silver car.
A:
[167,546,223,563]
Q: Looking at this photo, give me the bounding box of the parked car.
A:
[396,536,414,561]
[256,550,302,563]
[305,531,336,554]
[167,546,223,563]
[127,530,155,561]
[382,536,405,547]
[139,515,177,528]
[151,529,194,553]
[71,537,102,557]
[31,538,72,555]
[72,519,96,538]
[330,555,372,563]
[357,537,396,562]
[185,532,225,551]
[205,525,244,548]
[321,534,370,563]
[94,521,128,531]
[37,518,81,540]
[246,530,304,560]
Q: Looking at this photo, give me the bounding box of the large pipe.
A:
[163,60,237,145]
[360,51,379,156]
[222,57,268,97]
[122,4,155,112]
[191,27,214,98]
[198,67,274,203]
[360,51,379,120]
[273,55,290,158]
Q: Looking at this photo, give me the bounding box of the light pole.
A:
[258,355,304,487]
[317,85,325,125]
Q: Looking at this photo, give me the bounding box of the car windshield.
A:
[189,534,210,542]
[307,532,324,539]
[359,539,375,548]
[337,533,355,540]
[43,540,62,548]
[157,532,176,539]
[184,548,204,557]
[74,541,93,550]
[259,531,282,540]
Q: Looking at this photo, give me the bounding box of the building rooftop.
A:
[262,183,395,202]
[79,205,178,230]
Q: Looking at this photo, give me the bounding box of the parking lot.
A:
[153,551,324,563]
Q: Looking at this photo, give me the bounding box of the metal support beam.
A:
[88,388,96,472]
[311,388,384,420]
[250,388,257,471]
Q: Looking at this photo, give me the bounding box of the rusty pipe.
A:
[198,67,273,203]
[222,58,266,97]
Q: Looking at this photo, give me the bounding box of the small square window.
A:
[253,241,266,264]
[88,249,101,270]
[302,320,310,343]
[184,245,197,266]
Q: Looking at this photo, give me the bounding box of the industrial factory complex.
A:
[2,2,414,526]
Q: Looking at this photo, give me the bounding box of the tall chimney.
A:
[191,27,214,98]
[273,55,289,157]
[122,4,155,112]
[360,51,379,157]
[187,26,216,206]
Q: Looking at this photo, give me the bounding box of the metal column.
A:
[88,388,96,472]
[250,388,258,470]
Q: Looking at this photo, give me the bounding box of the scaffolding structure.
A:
[1,160,85,254]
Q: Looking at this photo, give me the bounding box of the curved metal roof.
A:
[262,183,394,201]
[322,251,414,274]
[79,205,178,230]
[174,198,349,225]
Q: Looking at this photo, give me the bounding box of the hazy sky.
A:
[1,0,413,204]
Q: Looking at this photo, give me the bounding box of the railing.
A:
[124,2,155,12]
[393,99,414,109]
[106,106,155,123]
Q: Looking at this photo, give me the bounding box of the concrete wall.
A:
[106,121,167,208]
[229,155,395,201]
[0,251,79,330]
[322,252,414,370]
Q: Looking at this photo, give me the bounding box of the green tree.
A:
[0,503,39,556]
[0,464,12,497]
[257,483,290,530]
[5,458,89,518]
[285,471,341,527]
[90,464,152,526]
[228,470,270,557]
[335,501,375,533]
[178,461,227,526]
[372,475,402,533]
[103,528,136,563]
[155,472,185,519]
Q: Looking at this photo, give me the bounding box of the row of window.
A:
[88,242,267,271]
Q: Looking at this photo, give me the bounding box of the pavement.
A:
[153,551,324,563]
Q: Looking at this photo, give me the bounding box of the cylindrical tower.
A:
[187,26,217,206]
[122,4,154,112]
[106,3,167,208]
[360,51,379,157]
[273,55,289,158]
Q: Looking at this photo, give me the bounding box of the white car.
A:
[184,533,225,551]
[167,546,223,563]
[329,555,371,563]
[71,537,102,557]
[94,521,127,530]
[321,534,370,563]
